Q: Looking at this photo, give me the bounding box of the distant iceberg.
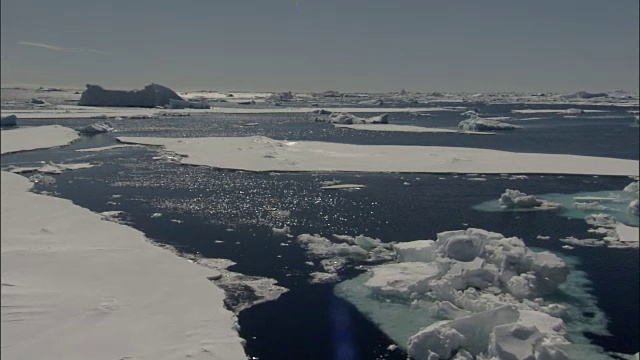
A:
[562,91,608,99]
[78,83,184,108]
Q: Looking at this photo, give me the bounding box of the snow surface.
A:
[116,135,639,176]
[1,125,79,154]
[1,171,246,360]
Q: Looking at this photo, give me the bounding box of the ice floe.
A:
[295,233,395,278]
[4,161,96,174]
[499,189,561,210]
[313,111,389,124]
[335,228,615,359]
[78,122,114,134]
[458,115,522,131]
[1,114,17,127]
[175,255,288,314]
[0,171,246,360]
[116,135,639,176]
[1,125,79,154]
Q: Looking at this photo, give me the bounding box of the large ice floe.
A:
[77,83,184,107]
[116,135,639,176]
[1,170,246,359]
[334,228,620,360]
[1,125,79,154]
[0,125,247,359]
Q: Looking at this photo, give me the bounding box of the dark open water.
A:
[1,102,638,359]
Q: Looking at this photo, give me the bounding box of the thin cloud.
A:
[18,41,111,56]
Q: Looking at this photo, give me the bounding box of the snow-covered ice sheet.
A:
[1,125,79,154]
[0,171,246,360]
[117,135,639,176]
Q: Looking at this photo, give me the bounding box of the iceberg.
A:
[335,229,588,359]
[78,83,184,107]
[499,189,560,210]
[314,112,389,124]
[167,99,210,109]
[458,115,521,131]
[562,91,608,99]
[78,122,114,134]
[0,114,17,127]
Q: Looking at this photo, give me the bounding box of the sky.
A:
[1,0,638,93]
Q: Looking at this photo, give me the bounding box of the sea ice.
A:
[1,125,79,155]
[1,171,246,360]
[78,122,114,134]
[334,228,593,359]
[458,115,521,131]
[5,162,96,174]
[314,111,389,124]
[116,135,639,176]
[0,114,17,127]
[499,189,560,210]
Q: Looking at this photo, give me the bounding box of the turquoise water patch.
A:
[473,190,639,227]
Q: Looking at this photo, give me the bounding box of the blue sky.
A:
[1,0,638,92]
